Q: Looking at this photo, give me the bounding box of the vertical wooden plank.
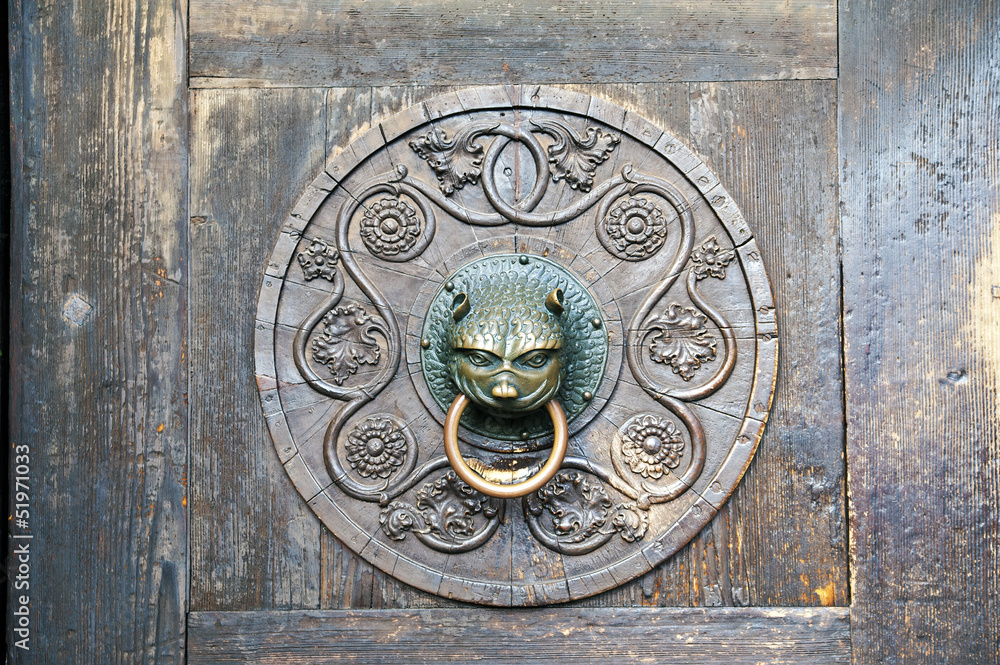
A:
[840,1,1000,662]
[189,89,327,611]
[690,81,846,608]
[566,82,846,608]
[319,85,459,610]
[7,0,188,661]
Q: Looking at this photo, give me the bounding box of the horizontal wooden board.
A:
[188,607,850,663]
[189,0,838,88]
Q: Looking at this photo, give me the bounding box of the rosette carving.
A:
[600,196,668,260]
[346,416,408,478]
[360,197,423,258]
[619,414,685,479]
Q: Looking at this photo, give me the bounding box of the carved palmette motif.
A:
[257,86,777,605]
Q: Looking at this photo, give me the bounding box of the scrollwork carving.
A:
[525,470,648,555]
[380,471,504,553]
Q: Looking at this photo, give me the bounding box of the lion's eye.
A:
[465,351,494,367]
[522,351,550,368]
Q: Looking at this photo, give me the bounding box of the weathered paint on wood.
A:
[839,1,1000,662]
[189,88,329,610]
[188,0,838,89]
[187,607,851,664]
[7,0,188,661]
[187,82,846,611]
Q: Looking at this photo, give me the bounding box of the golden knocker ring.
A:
[444,394,569,499]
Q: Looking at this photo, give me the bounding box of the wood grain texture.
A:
[840,1,1000,662]
[7,0,188,662]
[190,83,845,611]
[188,0,838,88]
[188,607,850,664]
[189,89,330,611]
[565,82,847,608]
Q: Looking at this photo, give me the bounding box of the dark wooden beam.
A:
[188,1,838,88]
[188,607,850,664]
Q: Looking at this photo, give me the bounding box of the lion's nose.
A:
[491,378,519,399]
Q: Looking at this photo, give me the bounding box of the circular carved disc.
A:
[255,86,778,606]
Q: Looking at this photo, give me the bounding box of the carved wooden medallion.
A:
[255,86,778,605]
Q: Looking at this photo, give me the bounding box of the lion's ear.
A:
[452,292,470,321]
[545,288,565,316]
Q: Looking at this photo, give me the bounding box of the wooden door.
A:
[7,1,998,663]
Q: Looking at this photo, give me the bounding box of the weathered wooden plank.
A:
[189,88,329,610]
[840,1,1000,662]
[188,607,850,663]
[320,84,465,611]
[564,82,846,608]
[7,0,188,661]
[188,0,838,88]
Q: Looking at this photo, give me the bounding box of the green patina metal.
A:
[420,254,608,442]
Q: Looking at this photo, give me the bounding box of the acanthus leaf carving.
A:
[648,304,718,381]
[311,304,387,385]
[526,470,612,543]
[525,470,649,555]
[409,122,497,196]
[532,119,620,192]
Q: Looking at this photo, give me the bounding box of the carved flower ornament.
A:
[603,196,668,259]
[621,414,685,479]
[691,236,736,280]
[297,238,340,281]
[360,196,422,258]
[346,417,407,478]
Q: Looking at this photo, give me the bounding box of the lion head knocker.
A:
[432,260,574,499]
[448,275,566,417]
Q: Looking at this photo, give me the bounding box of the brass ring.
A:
[444,394,569,499]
